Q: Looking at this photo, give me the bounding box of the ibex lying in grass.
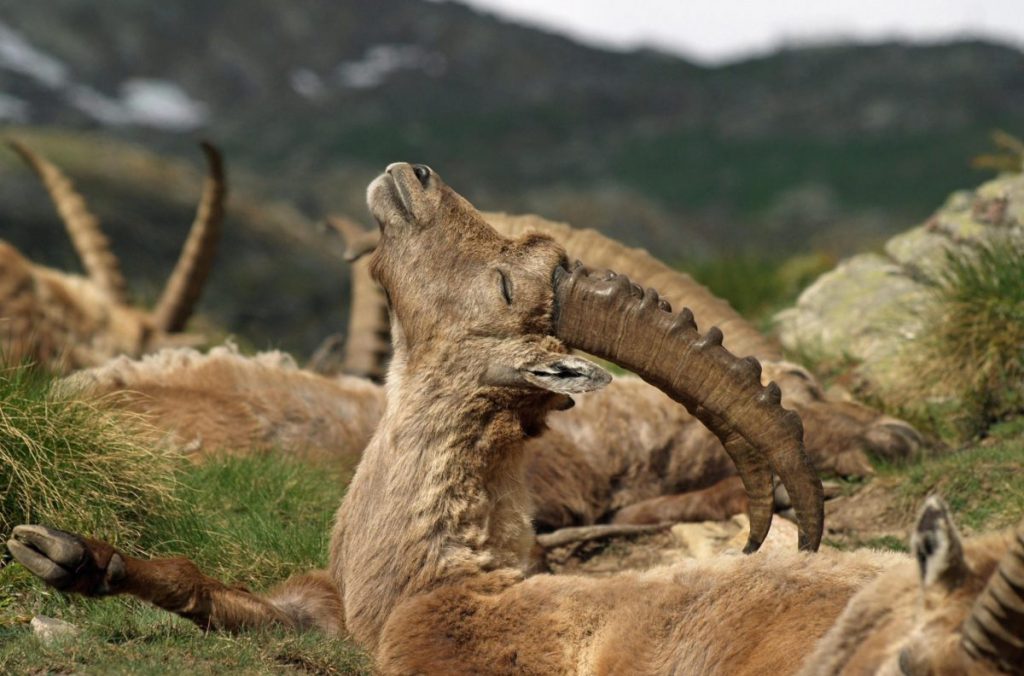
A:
[62,345,384,462]
[0,140,225,372]
[8,164,1022,673]
[329,211,922,478]
[66,345,750,527]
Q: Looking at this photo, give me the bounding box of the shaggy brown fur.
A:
[0,141,224,372]
[66,348,816,529]
[62,345,384,461]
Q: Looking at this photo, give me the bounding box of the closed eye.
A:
[497,269,513,305]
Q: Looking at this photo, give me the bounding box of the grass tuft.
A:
[878,423,1024,533]
[886,237,1024,440]
[0,364,181,547]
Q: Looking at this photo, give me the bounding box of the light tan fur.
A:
[62,345,384,460]
[0,141,224,372]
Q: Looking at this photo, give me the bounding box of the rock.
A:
[775,171,1024,399]
[30,615,79,643]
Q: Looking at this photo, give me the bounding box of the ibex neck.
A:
[333,363,536,649]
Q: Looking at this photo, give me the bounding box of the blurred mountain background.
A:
[1,0,1021,353]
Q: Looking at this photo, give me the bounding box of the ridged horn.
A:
[488,213,783,362]
[551,263,823,552]
[322,216,390,380]
[151,142,226,333]
[7,139,129,303]
[962,522,1024,672]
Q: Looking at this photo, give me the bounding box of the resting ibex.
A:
[65,345,750,527]
[0,140,225,372]
[8,165,1022,674]
[328,211,922,478]
[61,345,384,462]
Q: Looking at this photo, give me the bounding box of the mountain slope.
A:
[0,2,1022,349]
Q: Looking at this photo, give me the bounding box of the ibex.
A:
[61,345,385,462]
[67,344,848,528]
[8,165,1022,674]
[328,211,922,477]
[0,140,225,372]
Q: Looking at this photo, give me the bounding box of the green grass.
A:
[879,420,1024,533]
[0,451,367,674]
[0,363,180,546]
[683,251,835,326]
[0,363,367,672]
[885,238,1024,441]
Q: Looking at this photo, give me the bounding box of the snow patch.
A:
[0,21,206,131]
[0,19,68,88]
[120,79,208,130]
[69,79,208,131]
[290,68,325,99]
[336,44,446,89]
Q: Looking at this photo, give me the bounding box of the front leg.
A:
[610,476,749,525]
[7,525,342,635]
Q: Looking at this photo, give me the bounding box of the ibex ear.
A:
[911,496,967,594]
[483,355,611,395]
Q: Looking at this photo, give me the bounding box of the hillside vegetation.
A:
[1,0,1022,257]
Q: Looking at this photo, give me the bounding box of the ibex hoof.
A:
[7,525,88,589]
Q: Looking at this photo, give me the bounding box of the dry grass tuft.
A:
[0,364,181,548]
[887,238,1024,439]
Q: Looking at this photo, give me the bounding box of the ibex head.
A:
[368,163,607,407]
[367,162,824,552]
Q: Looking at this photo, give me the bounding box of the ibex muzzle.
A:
[368,162,823,552]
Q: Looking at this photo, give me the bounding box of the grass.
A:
[0,363,367,673]
[880,419,1024,533]
[682,251,835,327]
[0,450,368,674]
[885,238,1024,441]
[0,364,180,546]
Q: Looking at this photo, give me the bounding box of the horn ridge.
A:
[7,139,129,302]
[552,264,823,552]
[491,214,783,360]
[151,141,226,333]
[962,527,1024,671]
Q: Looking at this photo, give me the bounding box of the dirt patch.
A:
[533,479,917,576]
[823,478,915,549]
[535,515,802,576]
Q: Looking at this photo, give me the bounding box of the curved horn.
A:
[325,215,381,263]
[7,139,129,302]
[489,213,782,362]
[962,523,1024,672]
[322,216,389,380]
[151,142,226,333]
[551,263,823,552]
[342,256,392,381]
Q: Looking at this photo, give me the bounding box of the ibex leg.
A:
[7,525,342,635]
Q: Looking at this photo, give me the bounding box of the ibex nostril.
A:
[413,164,431,186]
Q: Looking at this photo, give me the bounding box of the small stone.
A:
[30,615,78,643]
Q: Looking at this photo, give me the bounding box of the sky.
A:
[445,0,1024,63]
